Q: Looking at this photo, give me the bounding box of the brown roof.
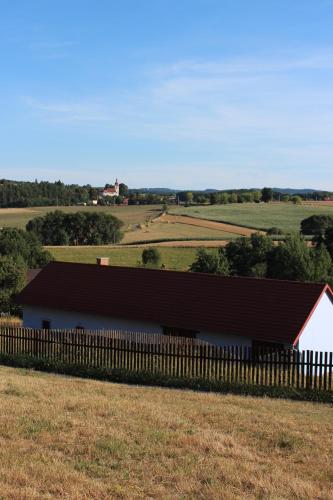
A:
[16,262,332,345]
[26,269,41,284]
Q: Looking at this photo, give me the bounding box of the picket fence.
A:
[0,327,332,392]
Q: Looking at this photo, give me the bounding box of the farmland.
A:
[0,366,331,499]
[171,202,333,233]
[0,205,159,230]
[49,246,198,270]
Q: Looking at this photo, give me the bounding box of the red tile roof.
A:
[16,262,332,345]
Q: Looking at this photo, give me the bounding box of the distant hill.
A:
[272,188,323,195]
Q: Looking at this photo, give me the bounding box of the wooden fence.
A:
[0,328,332,392]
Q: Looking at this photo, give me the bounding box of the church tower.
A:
[115,178,119,195]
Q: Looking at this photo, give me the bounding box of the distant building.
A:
[101,178,119,198]
[17,261,333,352]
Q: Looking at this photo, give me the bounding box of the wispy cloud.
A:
[22,48,333,155]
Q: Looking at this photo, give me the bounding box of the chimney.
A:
[96,257,109,266]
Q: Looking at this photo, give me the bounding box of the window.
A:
[162,325,197,339]
[41,319,51,330]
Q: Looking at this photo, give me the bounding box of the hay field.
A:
[0,366,331,499]
[0,205,159,230]
[122,219,237,244]
[171,202,333,233]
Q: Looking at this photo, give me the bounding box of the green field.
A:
[171,202,333,233]
[0,205,160,230]
[49,246,198,270]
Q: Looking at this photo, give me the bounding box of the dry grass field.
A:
[0,366,331,499]
[0,205,159,230]
[122,219,237,243]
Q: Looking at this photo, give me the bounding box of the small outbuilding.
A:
[16,261,333,351]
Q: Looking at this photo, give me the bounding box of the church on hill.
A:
[101,178,119,197]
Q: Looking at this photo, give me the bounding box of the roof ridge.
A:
[47,261,327,287]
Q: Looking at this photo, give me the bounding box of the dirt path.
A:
[160,213,263,236]
[46,240,229,249]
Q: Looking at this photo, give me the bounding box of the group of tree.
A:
[190,233,333,285]
[0,179,129,208]
[26,210,124,245]
[177,188,333,206]
[0,228,52,313]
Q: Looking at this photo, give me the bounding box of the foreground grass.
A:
[171,202,333,232]
[0,366,331,499]
[49,246,197,270]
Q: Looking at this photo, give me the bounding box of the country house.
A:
[16,260,333,352]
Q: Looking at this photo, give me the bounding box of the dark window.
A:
[162,325,197,339]
[42,319,51,330]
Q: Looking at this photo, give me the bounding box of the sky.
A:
[0,0,333,190]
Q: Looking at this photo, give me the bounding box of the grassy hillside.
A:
[0,366,331,498]
[171,202,333,232]
[49,246,198,270]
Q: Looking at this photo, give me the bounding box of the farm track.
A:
[160,213,263,236]
[46,240,229,249]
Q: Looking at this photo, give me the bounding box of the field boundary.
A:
[0,328,332,402]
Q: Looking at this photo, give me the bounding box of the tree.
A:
[225,234,273,277]
[185,192,193,205]
[267,234,316,281]
[119,183,129,197]
[190,248,230,275]
[300,215,333,236]
[26,211,124,245]
[0,228,52,267]
[0,255,26,314]
[291,195,302,205]
[142,248,161,267]
[261,187,273,203]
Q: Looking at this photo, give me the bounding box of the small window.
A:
[42,319,51,330]
[162,325,197,339]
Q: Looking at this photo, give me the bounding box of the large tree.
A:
[0,228,52,267]
[300,215,333,236]
[225,234,273,277]
[267,234,332,283]
[190,248,230,275]
[0,256,27,314]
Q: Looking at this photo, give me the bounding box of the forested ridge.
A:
[0,179,100,207]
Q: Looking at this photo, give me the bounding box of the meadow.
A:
[49,246,198,270]
[171,202,333,233]
[0,365,331,499]
[0,205,159,230]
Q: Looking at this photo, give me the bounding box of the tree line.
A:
[189,216,333,285]
[0,179,129,208]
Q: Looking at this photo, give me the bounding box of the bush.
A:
[267,227,283,235]
[300,215,333,236]
[142,248,161,267]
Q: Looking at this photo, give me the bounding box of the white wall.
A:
[23,305,252,347]
[23,306,163,334]
[298,291,333,353]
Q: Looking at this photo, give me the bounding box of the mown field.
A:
[0,366,331,499]
[0,205,160,230]
[171,202,333,233]
[49,246,198,270]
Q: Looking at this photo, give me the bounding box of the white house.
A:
[16,260,333,352]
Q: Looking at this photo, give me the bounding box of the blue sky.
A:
[1,0,333,189]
